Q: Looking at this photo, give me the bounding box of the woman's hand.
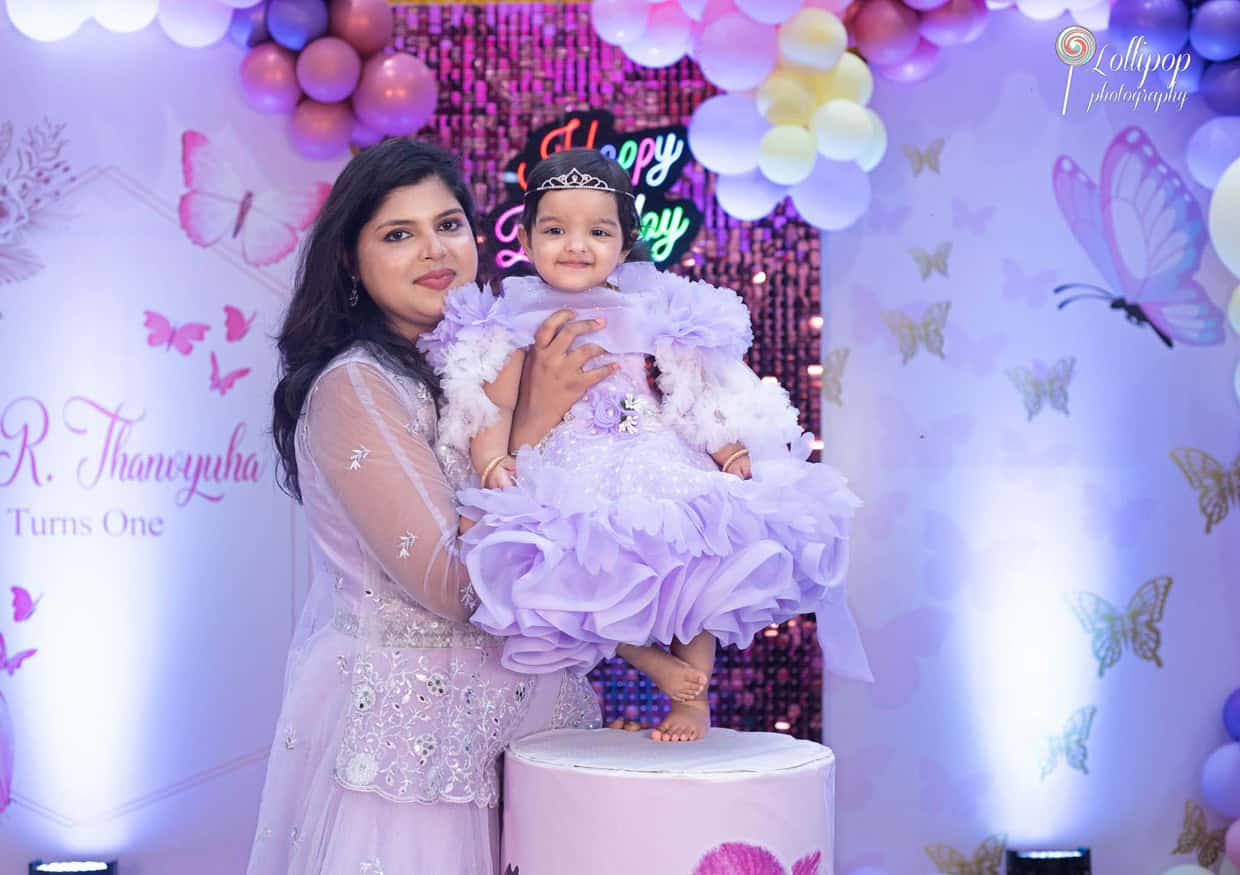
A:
[509,309,617,451]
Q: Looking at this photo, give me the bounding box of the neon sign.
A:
[483,111,703,270]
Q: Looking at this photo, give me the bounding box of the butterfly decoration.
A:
[904,138,945,176]
[910,242,952,280]
[1170,448,1239,534]
[865,201,911,234]
[1002,257,1056,308]
[0,632,35,676]
[925,834,1006,875]
[693,841,821,875]
[820,348,849,406]
[144,310,209,355]
[883,300,950,364]
[10,586,38,623]
[178,130,331,268]
[952,197,995,235]
[1051,126,1223,348]
[209,351,251,397]
[1064,576,1172,678]
[1005,357,1075,421]
[1039,705,1097,780]
[1172,800,1226,868]
[224,305,256,342]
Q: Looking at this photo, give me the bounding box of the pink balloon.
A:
[351,116,385,148]
[240,42,302,115]
[297,36,362,102]
[1228,819,1240,867]
[289,99,355,160]
[920,0,987,46]
[352,53,438,135]
[874,34,941,79]
[852,0,921,65]
[328,0,394,56]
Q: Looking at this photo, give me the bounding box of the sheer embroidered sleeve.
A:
[305,362,471,622]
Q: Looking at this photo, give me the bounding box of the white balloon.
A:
[855,108,887,171]
[735,0,804,25]
[689,93,770,174]
[1210,156,1240,279]
[696,12,778,91]
[790,156,871,230]
[593,0,652,46]
[1070,0,1110,29]
[810,99,874,161]
[1229,284,1240,334]
[1017,0,1067,20]
[679,0,708,19]
[5,0,92,41]
[758,125,818,185]
[715,168,788,220]
[95,0,159,33]
[623,2,692,66]
[158,0,232,47]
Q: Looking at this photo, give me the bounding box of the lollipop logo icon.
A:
[1057,26,1097,116]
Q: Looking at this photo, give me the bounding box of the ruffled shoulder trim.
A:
[416,283,510,372]
[626,265,752,359]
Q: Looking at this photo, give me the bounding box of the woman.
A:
[248,139,612,875]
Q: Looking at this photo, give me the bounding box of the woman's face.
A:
[354,176,479,341]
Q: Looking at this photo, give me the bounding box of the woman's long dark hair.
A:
[272,138,479,501]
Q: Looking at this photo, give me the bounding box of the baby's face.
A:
[519,190,627,293]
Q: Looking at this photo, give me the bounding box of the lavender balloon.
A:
[289,99,354,160]
[1157,45,1205,91]
[1225,688,1240,740]
[921,0,988,47]
[240,42,302,114]
[268,0,329,51]
[351,116,384,148]
[228,2,269,48]
[1202,741,1240,817]
[1190,0,1240,61]
[1110,0,1189,55]
[352,53,438,135]
[1203,60,1240,115]
[790,157,871,230]
[297,36,361,102]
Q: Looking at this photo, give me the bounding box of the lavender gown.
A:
[418,262,872,681]
[246,346,601,875]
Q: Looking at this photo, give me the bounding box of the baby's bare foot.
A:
[641,652,707,702]
[651,699,710,742]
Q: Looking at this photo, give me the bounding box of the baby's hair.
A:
[520,148,651,263]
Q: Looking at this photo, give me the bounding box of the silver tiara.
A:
[526,167,636,198]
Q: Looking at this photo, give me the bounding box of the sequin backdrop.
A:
[392,3,826,738]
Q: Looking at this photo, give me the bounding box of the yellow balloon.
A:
[810,99,874,161]
[757,70,816,126]
[1210,156,1240,279]
[806,52,874,106]
[777,7,847,71]
[758,125,818,186]
[855,108,887,172]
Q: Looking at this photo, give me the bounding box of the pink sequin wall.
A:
[392,3,826,738]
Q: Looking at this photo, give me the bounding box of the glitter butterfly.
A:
[1039,705,1097,780]
[1171,800,1225,868]
[883,301,950,364]
[1005,357,1075,421]
[1169,448,1239,534]
[910,242,952,280]
[952,197,995,235]
[820,348,849,406]
[1052,127,1223,348]
[903,138,945,176]
[924,834,1006,875]
[1064,576,1172,678]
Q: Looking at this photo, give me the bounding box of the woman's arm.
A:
[509,310,616,451]
[305,362,472,622]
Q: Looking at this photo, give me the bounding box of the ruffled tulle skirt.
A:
[460,428,866,677]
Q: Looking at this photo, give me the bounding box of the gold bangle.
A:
[480,454,512,487]
[721,448,749,473]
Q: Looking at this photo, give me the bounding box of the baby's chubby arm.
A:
[469,348,526,489]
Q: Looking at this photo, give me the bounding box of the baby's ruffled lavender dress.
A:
[419,261,871,681]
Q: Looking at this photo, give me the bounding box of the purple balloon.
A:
[289,99,354,160]
[351,116,384,148]
[852,0,921,65]
[240,42,302,114]
[1225,688,1240,740]
[1157,45,1206,91]
[352,53,438,135]
[1110,0,1190,55]
[905,0,951,11]
[920,0,987,46]
[1203,59,1240,114]
[875,35,941,80]
[269,0,329,51]
[297,36,361,102]
[228,2,269,48]
[1202,741,1240,817]
[1190,0,1240,61]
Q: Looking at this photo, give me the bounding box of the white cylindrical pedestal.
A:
[503,728,835,874]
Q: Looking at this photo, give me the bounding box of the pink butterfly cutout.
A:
[11,586,38,623]
[694,842,822,875]
[144,310,209,355]
[209,351,251,397]
[178,130,331,268]
[952,196,996,235]
[1002,257,1056,308]
[224,305,256,342]
[861,606,951,710]
[1052,126,1223,348]
[0,632,35,676]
